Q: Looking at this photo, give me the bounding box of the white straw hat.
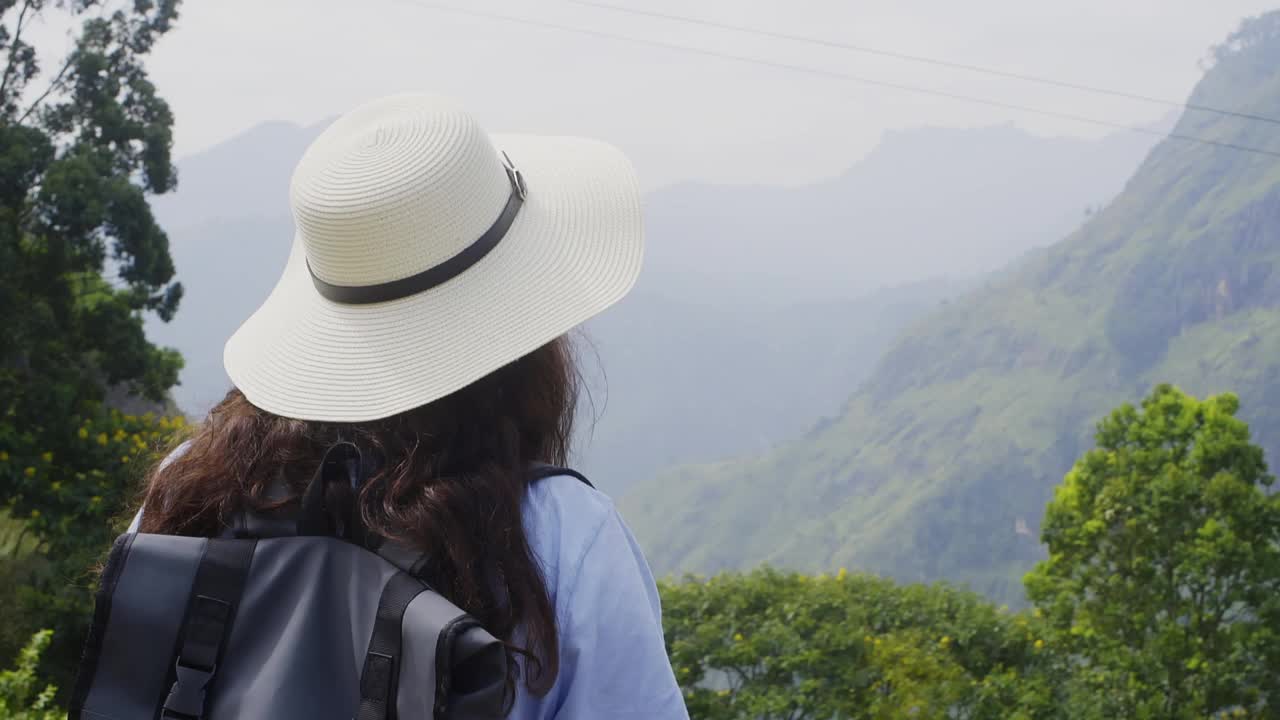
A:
[222,93,643,422]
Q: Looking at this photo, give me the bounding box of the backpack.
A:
[68,443,592,720]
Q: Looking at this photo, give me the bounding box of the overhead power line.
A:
[385,0,1280,160]
[569,0,1280,128]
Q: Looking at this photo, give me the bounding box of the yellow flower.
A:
[837,567,848,581]
[733,633,744,642]
[0,450,8,462]
[939,636,952,648]
[78,427,89,439]
[131,433,142,444]
[50,482,62,492]
[113,429,126,441]
[23,466,35,477]
[717,689,730,697]
[90,496,102,506]
[29,509,40,519]
[41,451,53,463]
[125,414,137,422]
[173,416,186,427]
[96,433,109,446]
[121,455,130,464]
[1033,608,1043,618]
[1034,639,1045,651]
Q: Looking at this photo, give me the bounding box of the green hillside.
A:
[621,12,1280,602]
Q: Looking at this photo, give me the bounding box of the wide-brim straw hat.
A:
[223,93,643,422]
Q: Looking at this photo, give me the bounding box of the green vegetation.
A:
[663,569,1059,719]
[9,386,1279,718]
[1026,385,1280,718]
[662,387,1280,718]
[9,387,1274,720]
[0,632,59,720]
[622,11,1280,603]
[0,0,184,687]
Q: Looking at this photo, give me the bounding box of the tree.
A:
[1025,385,1280,718]
[661,568,1061,720]
[0,0,184,686]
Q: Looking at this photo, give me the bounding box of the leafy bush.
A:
[661,568,1062,720]
[0,409,183,693]
[0,631,62,720]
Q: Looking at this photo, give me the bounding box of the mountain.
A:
[621,12,1280,601]
[642,122,1164,304]
[576,280,961,490]
[149,120,328,230]
[145,216,297,412]
[145,113,1156,494]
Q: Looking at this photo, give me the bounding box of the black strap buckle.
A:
[162,661,215,719]
[162,594,231,719]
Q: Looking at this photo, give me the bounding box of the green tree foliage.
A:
[0,631,60,720]
[1025,385,1280,718]
[0,0,184,687]
[0,0,184,422]
[0,409,183,692]
[661,568,1062,720]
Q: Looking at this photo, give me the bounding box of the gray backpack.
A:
[69,443,590,720]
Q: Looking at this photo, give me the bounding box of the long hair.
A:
[137,336,578,703]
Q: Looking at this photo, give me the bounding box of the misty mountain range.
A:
[145,118,1160,492]
[622,25,1280,602]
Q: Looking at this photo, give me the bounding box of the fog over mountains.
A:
[146,118,1160,491]
[623,28,1280,601]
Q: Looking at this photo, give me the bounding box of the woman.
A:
[134,93,689,718]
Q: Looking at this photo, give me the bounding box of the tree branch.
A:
[19,0,122,124]
[0,0,35,101]
[17,50,74,124]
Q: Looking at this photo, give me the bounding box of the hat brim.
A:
[223,134,643,422]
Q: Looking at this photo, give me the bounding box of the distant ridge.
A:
[146,114,1159,494]
[622,13,1280,601]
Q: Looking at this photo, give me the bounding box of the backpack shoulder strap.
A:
[375,465,594,576]
[527,465,594,488]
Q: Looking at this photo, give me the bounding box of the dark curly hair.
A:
[137,336,578,706]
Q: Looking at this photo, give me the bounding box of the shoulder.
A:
[522,473,616,554]
[520,471,661,614]
[521,472,622,588]
[525,471,614,520]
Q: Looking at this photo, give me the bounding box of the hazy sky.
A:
[35,0,1280,189]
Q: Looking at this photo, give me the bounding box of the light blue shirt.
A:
[510,474,689,718]
[130,465,688,718]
